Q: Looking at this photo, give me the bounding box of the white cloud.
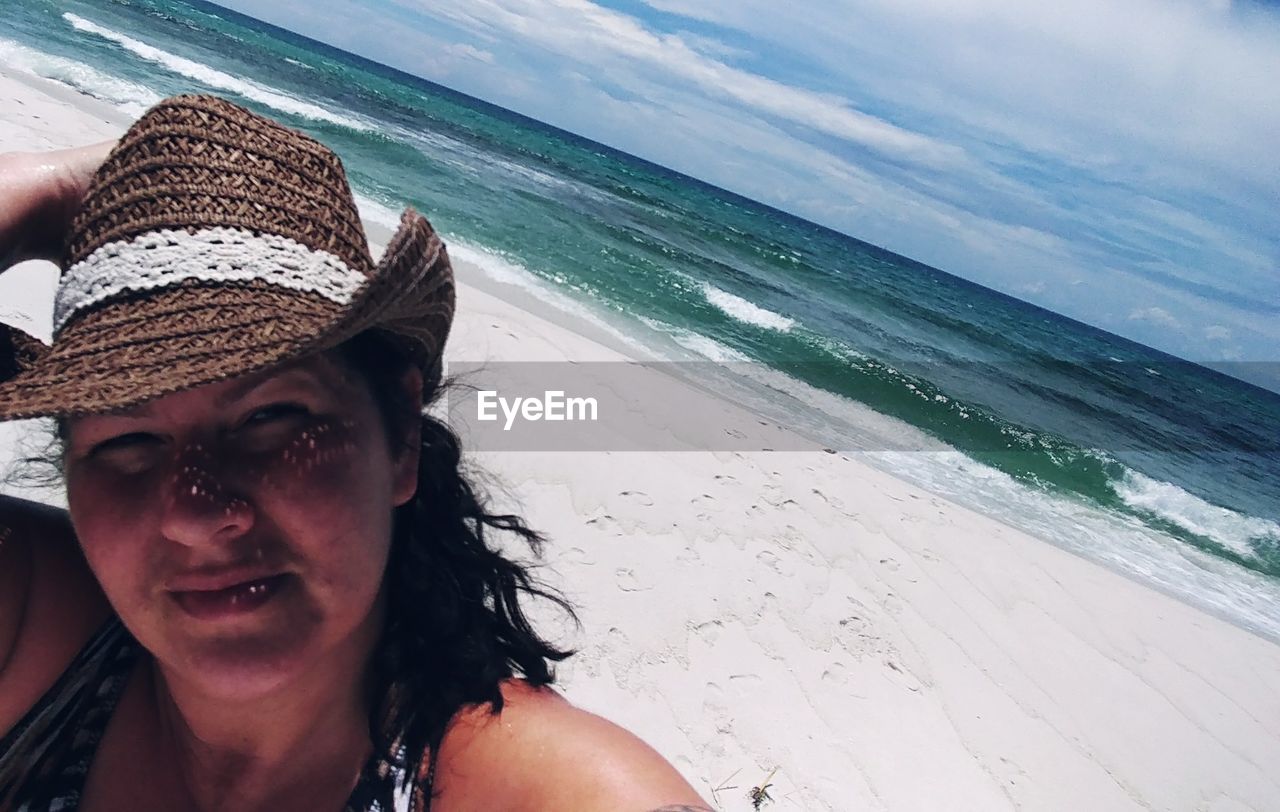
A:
[648,0,1280,188]
[675,30,752,61]
[1205,325,1232,341]
[397,0,967,169]
[1128,306,1183,329]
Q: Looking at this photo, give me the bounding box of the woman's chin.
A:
[146,591,333,701]
[125,575,382,702]
[158,625,322,701]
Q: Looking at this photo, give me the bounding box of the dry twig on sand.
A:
[709,768,740,808]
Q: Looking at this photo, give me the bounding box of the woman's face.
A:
[63,351,419,699]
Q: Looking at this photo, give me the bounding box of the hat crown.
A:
[64,95,374,276]
[0,94,455,421]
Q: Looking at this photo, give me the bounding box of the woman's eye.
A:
[90,433,159,456]
[242,403,308,427]
[88,433,164,474]
[233,404,312,452]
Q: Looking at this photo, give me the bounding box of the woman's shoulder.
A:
[0,494,111,735]
[432,679,712,812]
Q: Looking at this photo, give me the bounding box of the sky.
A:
[211,0,1279,371]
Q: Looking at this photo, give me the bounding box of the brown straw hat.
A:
[0,94,455,420]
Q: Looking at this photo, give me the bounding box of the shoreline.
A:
[2,67,1279,811]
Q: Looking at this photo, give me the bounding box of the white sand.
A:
[2,68,1279,812]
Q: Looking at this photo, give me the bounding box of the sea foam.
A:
[0,37,160,116]
[1113,470,1280,564]
[699,281,795,332]
[62,13,374,132]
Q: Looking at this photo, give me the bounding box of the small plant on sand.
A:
[748,767,779,810]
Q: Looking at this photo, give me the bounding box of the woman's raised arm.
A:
[0,142,116,733]
[0,141,115,268]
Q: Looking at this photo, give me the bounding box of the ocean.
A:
[2,0,1278,640]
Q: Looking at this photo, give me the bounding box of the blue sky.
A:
[214,0,1278,368]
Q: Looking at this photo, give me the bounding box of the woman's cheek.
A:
[67,466,162,550]
[239,416,369,509]
[66,473,160,611]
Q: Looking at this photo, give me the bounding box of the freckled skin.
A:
[62,355,417,701]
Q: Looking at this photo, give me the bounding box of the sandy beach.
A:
[2,67,1279,812]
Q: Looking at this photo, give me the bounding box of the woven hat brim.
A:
[0,208,454,421]
[0,323,48,384]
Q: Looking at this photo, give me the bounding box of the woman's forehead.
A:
[205,355,352,407]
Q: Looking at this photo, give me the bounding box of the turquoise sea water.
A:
[2,0,1278,638]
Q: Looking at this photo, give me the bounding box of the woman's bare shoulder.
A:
[0,494,111,735]
[0,492,71,531]
[433,679,712,812]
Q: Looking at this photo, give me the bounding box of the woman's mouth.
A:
[171,574,292,620]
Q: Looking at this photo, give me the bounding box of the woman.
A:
[0,95,711,812]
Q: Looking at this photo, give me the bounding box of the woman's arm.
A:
[0,141,115,267]
[0,142,116,734]
[0,497,36,674]
[0,495,110,736]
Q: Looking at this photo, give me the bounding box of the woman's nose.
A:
[159,442,254,548]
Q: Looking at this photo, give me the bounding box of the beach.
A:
[2,65,1279,812]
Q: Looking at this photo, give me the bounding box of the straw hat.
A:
[0,94,455,420]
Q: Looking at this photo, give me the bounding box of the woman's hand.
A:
[0,141,115,268]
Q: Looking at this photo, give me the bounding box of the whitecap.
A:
[699,281,795,332]
[0,37,161,116]
[62,13,374,132]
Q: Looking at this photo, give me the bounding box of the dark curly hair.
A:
[338,331,577,806]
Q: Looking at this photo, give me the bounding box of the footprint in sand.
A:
[691,493,720,512]
[809,487,848,512]
[883,658,923,693]
[744,592,779,628]
[821,661,853,688]
[561,546,594,565]
[691,618,725,646]
[700,681,730,720]
[756,549,790,576]
[835,613,890,662]
[583,513,620,535]
[762,484,798,508]
[618,490,654,507]
[727,673,763,699]
[995,756,1029,789]
[696,684,736,750]
[603,625,632,663]
[615,568,653,592]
